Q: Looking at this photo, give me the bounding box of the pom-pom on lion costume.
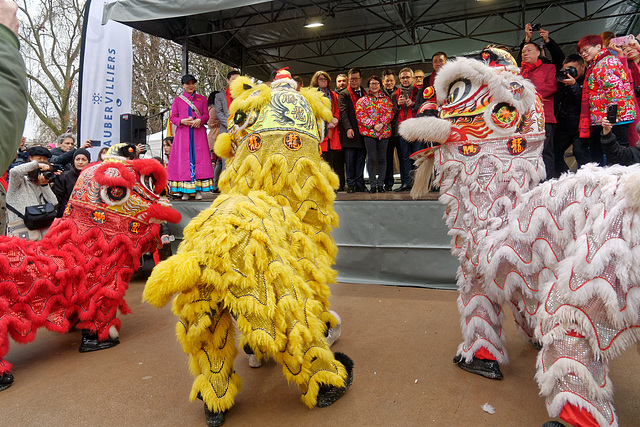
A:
[143,69,353,427]
[0,154,180,391]
[400,48,640,426]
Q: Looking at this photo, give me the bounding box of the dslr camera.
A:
[555,66,578,82]
[531,23,542,31]
[40,164,63,181]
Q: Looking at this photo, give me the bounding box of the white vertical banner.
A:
[78,0,132,154]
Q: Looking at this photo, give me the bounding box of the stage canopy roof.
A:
[103,0,640,80]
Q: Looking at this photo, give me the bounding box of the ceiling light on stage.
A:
[304,18,324,28]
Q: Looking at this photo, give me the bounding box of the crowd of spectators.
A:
[6,22,640,240]
[306,25,640,188]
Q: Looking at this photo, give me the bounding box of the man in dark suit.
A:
[338,67,367,193]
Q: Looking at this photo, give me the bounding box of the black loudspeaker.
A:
[120,113,146,144]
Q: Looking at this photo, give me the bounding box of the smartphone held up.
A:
[610,35,633,46]
[606,104,618,124]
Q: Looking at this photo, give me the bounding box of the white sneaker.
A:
[325,310,342,347]
[182,193,189,200]
[195,191,202,200]
[248,354,262,368]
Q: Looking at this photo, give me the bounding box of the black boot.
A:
[204,404,226,427]
[316,352,354,408]
[0,371,14,392]
[542,422,565,427]
[453,354,503,380]
[79,331,120,353]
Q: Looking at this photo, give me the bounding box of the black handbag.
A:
[6,202,57,230]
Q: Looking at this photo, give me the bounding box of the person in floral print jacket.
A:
[576,34,637,166]
[355,75,394,193]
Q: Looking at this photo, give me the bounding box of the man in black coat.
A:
[600,118,640,165]
[553,54,586,177]
[338,67,367,193]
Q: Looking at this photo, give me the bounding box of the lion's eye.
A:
[447,79,472,104]
[141,174,157,193]
[101,185,130,206]
[234,109,259,131]
[234,111,246,125]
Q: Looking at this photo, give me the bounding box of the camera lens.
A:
[42,171,55,180]
[555,71,568,82]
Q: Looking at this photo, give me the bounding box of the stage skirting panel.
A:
[167,199,458,290]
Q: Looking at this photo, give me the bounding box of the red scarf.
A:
[348,86,363,110]
[578,49,611,138]
[520,59,542,79]
[429,72,437,86]
[226,87,233,108]
[396,87,417,123]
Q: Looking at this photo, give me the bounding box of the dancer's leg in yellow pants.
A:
[176,299,241,414]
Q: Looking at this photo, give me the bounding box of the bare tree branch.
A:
[19,1,238,143]
[17,0,82,142]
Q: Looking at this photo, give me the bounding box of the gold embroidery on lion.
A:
[143,72,353,423]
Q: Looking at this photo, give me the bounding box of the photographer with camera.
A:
[553,54,587,176]
[5,146,60,240]
[52,148,90,217]
[517,23,565,71]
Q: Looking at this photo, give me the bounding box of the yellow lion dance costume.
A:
[143,70,353,427]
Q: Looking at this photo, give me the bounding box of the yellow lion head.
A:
[213,74,338,227]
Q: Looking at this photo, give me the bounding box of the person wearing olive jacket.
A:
[0,1,27,245]
[355,75,394,193]
[0,2,27,176]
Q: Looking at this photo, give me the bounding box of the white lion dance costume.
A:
[400,48,640,427]
[143,70,353,427]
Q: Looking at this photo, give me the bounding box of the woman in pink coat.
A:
[166,74,214,200]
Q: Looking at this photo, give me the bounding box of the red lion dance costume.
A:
[401,48,640,427]
[0,155,180,391]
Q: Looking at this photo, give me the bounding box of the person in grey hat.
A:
[52,148,91,217]
[5,145,60,240]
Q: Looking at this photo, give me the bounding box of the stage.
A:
[165,189,459,290]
